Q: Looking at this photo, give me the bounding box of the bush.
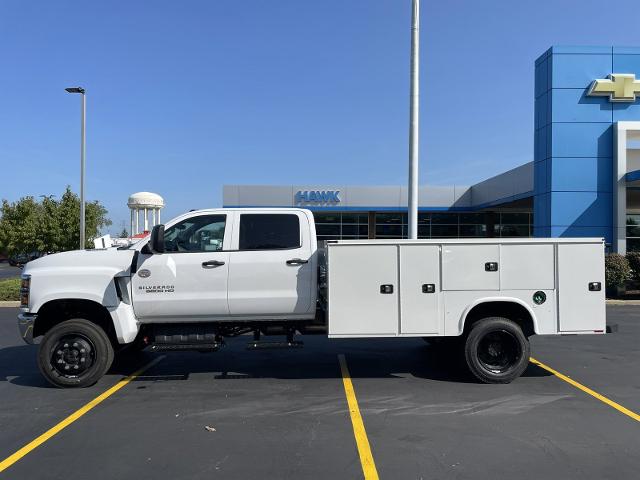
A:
[605,253,631,289]
[0,278,20,301]
[626,252,640,283]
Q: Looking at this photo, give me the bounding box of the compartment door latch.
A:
[588,282,602,291]
[485,262,498,272]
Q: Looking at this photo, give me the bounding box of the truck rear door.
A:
[227,212,315,316]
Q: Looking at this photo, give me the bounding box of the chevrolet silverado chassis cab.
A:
[18,208,606,387]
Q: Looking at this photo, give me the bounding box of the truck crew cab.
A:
[18,208,606,388]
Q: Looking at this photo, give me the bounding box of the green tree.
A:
[0,186,112,255]
[119,228,129,238]
[0,196,42,255]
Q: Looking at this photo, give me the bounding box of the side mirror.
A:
[149,224,165,254]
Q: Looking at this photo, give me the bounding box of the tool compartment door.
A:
[328,244,398,336]
[399,245,441,335]
[557,242,606,332]
[441,244,500,291]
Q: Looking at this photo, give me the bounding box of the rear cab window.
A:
[239,214,301,250]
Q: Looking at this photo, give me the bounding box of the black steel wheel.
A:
[50,333,96,377]
[464,317,530,384]
[38,319,114,388]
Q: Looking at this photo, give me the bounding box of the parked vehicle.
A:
[18,208,606,387]
[9,252,46,267]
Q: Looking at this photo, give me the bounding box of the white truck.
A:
[18,208,607,388]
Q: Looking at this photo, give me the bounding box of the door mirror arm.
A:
[149,224,166,254]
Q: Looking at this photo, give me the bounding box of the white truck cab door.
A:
[227,212,314,316]
[132,214,231,321]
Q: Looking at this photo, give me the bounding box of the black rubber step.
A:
[148,343,222,352]
[246,340,304,350]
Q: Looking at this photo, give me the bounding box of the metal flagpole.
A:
[408,0,420,239]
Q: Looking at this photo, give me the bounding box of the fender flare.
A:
[458,297,539,336]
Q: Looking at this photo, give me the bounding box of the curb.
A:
[606,299,640,305]
[0,301,20,307]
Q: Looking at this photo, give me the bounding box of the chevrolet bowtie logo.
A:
[588,73,640,102]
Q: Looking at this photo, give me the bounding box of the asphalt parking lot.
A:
[0,306,638,479]
[0,263,21,280]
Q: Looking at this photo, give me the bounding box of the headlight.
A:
[20,275,31,308]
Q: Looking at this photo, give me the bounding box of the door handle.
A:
[202,260,225,268]
[286,258,308,265]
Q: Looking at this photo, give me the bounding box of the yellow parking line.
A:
[338,354,379,480]
[530,357,640,422]
[0,355,165,473]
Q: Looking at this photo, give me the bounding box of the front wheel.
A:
[464,317,530,384]
[38,319,114,388]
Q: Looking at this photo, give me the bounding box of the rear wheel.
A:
[464,317,529,384]
[38,319,114,388]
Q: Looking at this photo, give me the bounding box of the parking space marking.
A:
[0,355,165,473]
[338,354,379,480]
[530,357,640,422]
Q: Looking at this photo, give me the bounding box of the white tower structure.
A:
[127,192,164,236]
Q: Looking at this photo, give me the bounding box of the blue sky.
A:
[1,0,640,234]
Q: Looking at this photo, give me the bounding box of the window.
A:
[626,215,640,251]
[164,215,226,252]
[431,225,458,238]
[239,214,300,250]
[375,212,405,238]
[460,224,487,237]
[313,212,368,241]
[497,212,531,237]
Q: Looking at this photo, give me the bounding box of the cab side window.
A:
[239,214,300,250]
[164,215,226,252]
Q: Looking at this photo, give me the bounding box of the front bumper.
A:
[18,313,37,344]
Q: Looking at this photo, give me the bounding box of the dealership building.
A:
[224,46,640,253]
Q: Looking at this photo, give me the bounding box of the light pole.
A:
[65,87,86,249]
[408,0,420,239]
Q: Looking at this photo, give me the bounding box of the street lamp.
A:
[407,0,420,239]
[65,86,86,249]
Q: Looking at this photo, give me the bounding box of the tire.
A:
[38,319,114,388]
[464,317,530,384]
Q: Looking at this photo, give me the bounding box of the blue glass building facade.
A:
[534,46,640,246]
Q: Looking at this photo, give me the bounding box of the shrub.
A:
[0,278,20,301]
[625,252,640,283]
[605,253,631,289]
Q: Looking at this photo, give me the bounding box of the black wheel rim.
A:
[477,329,521,374]
[50,334,96,378]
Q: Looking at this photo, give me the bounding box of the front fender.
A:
[28,267,121,313]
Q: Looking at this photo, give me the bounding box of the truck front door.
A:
[132,214,230,320]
